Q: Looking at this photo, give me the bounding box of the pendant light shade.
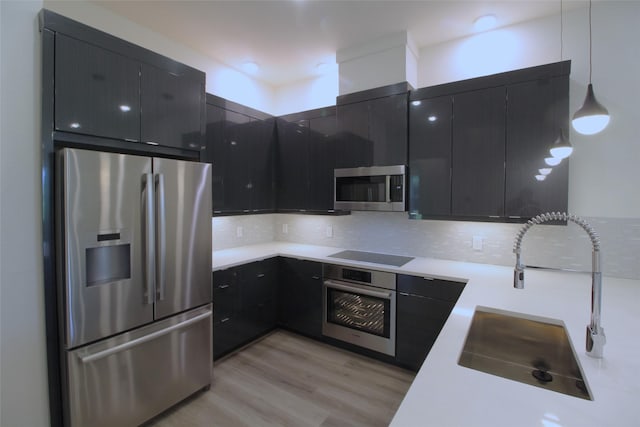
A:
[572,0,609,135]
[549,128,573,159]
[572,83,610,135]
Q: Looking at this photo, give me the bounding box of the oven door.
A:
[322,279,396,356]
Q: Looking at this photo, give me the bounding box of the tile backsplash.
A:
[213,212,640,280]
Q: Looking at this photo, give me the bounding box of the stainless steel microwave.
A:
[334,165,406,212]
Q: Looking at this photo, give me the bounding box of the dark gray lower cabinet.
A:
[278,257,323,339]
[396,275,465,371]
[213,258,278,359]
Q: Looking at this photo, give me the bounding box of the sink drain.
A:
[532,369,553,383]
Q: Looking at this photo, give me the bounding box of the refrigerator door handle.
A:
[78,310,212,364]
[155,173,166,301]
[142,173,155,305]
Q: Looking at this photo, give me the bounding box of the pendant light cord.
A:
[560,0,563,60]
[589,0,593,84]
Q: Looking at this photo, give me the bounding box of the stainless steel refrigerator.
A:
[56,147,212,427]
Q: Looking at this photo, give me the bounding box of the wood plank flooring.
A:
[148,330,416,427]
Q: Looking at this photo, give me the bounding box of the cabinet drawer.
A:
[397,274,465,302]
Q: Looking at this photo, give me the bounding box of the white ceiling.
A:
[92,0,585,87]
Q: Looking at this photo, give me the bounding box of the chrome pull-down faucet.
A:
[513,212,606,358]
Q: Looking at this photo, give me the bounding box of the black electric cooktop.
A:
[327,250,414,267]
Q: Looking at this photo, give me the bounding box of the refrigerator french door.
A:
[57,148,212,427]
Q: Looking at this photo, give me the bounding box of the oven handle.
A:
[324,280,393,300]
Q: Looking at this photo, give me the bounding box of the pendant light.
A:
[572,0,610,135]
[550,128,573,159]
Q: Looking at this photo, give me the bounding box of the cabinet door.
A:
[141,64,203,150]
[222,110,252,212]
[336,101,371,168]
[249,118,276,212]
[55,33,140,141]
[278,258,323,339]
[409,96,453,218]
[238,259,278,340]
[213,268,243,359]
[451,87,506,217]
[277,119,309,210]
[505,77,569,218]
[308,114,337,211]
[369,93,408,166]
[396,293,455,371]
[205,104,225,213]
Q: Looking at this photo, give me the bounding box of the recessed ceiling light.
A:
[241,61,259,74]
[474,15,497,32]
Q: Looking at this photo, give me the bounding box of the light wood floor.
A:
[149,330,416,427]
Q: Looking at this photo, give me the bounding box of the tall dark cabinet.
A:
[336,83,410,168]
[409,61,570,222]
[205,94,275,214]
[277,106,337,212]
[42,10,207,427]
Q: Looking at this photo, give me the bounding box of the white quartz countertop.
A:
[212,242,640,426]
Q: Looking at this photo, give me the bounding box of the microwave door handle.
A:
[142,173,155,305]
[385,175,391,202]
[155,173,166,301]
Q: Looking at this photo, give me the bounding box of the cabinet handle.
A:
[257,273,265,278]
[311,276,320,280]
[218,284,229,289]
[220,317,230,323]
[399,292,410,296]
[422,277,434,281]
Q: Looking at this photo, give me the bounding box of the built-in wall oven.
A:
[322,264,396,356]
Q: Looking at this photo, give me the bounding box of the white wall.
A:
[337,32,418,95]
[0,1,50,426]
[44,0,277,114]
[272,73,339,116]
[418,2,640,218]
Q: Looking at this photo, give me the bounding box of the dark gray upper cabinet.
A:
[46,10,205,155]
[54,34,140,141]
[308,114,337,211]
[277,118,310,211]
[408,61,570,222]
[451,87,506,217]
[408,95,453,218]
[505,77,569,218]
[205,95,275,214]
[277,107,337,212]
[336,83,410,168]
[140,64,204,150]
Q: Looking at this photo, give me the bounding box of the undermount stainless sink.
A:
[458,306,592,400]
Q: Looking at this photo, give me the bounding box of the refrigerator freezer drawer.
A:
[65,305,212,427]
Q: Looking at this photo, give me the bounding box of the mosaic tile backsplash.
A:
[213,212,640,280]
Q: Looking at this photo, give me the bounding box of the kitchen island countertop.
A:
[213,242,640,427]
